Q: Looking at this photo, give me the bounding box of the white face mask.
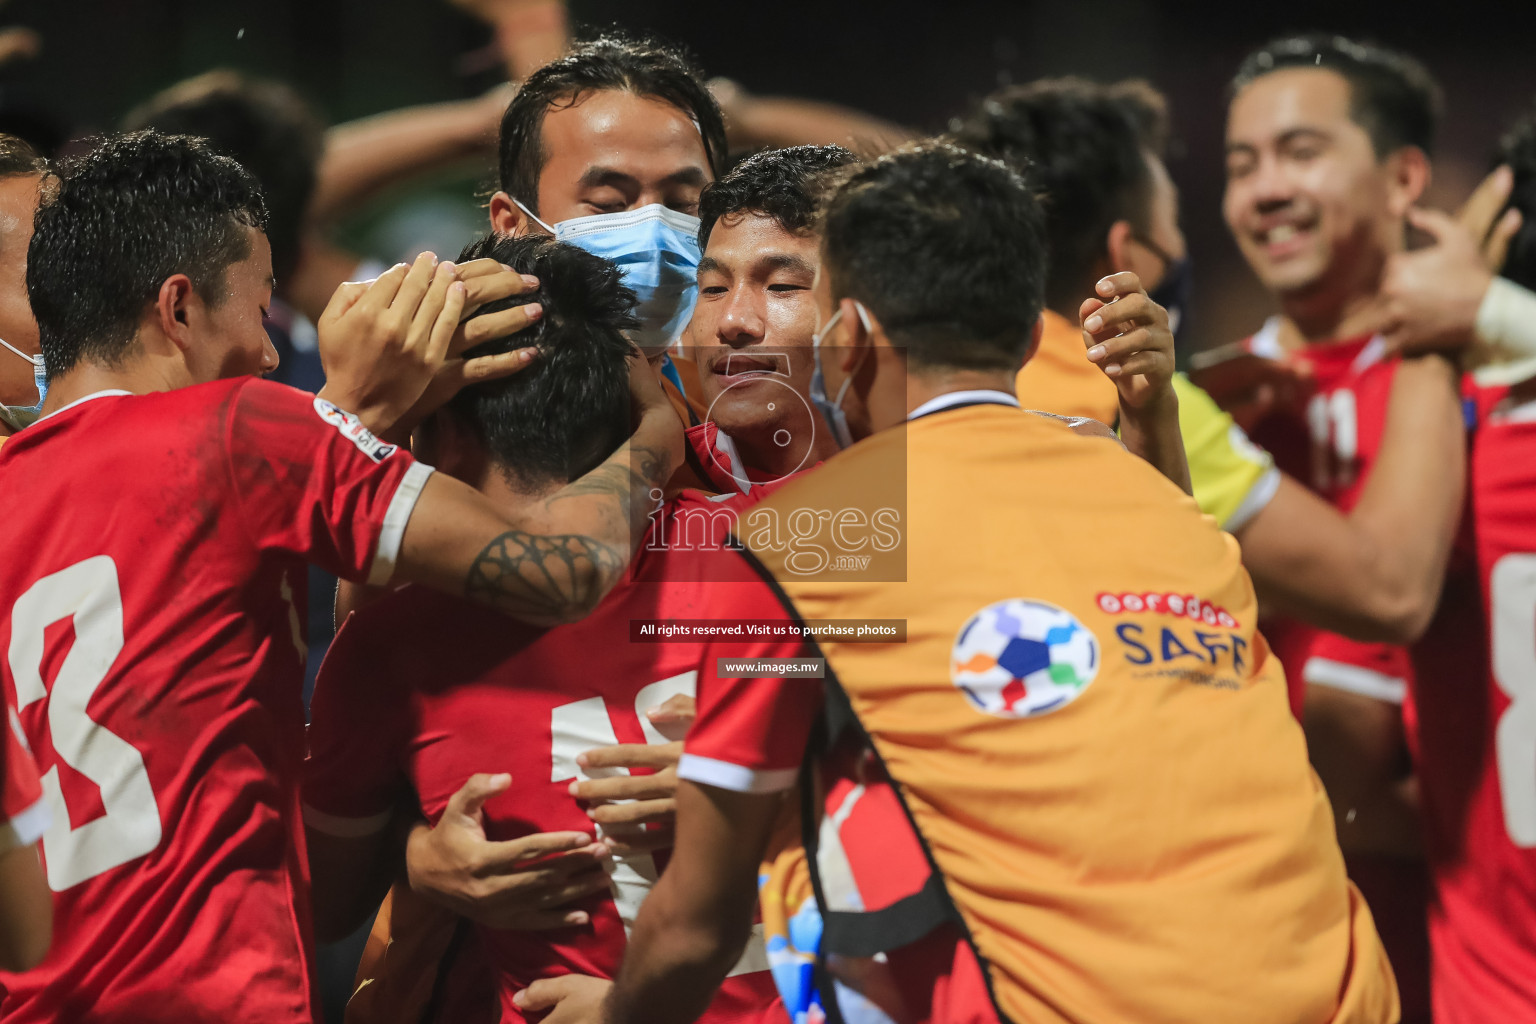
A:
[809,300,872,449]
[0,336,46,430]
[515,200,702,352]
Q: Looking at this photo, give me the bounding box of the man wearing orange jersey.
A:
[604,141,1395,1024]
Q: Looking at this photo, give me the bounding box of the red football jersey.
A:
[0,380,431,1023]
[1242,321,1413,714]
[1408,382,1536,1022]
[305,490,788,1024]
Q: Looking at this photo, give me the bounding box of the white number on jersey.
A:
[549,671,697,937]
[1306,388,1358,492]
[1492,553,1536,847]
[8,556,163,890]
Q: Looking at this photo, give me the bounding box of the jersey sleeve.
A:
[677,556,825,795]
[1175,373,1281,533]
[0,709,48,854]
[303,608,413,837]
[223,379,434,586]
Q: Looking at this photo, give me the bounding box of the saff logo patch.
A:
[951,599,1098,719]
[312,397,398,463]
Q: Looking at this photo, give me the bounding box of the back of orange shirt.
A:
[1016,308,1119,424]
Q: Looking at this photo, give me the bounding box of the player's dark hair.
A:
[697,144,859,249]
[950,78,1167,314]
[1230,34,1442,158]
[449,234,638,488]
[28,130,268,378]
[123,71,324,283]
[498,32,727,214]
[0,134,46,179]
[1496,107,1536,292]
[818,140,1046,371]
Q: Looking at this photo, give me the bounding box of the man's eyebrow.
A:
[761,252,816,275]
[576,166,641,189]
[697,255,724,275]
[659,166,710,188]
[1225,126,1332,154]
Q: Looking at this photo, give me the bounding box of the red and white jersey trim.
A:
[677,753,798,794]
[368,461,434,586]
[1303,656,1407,705]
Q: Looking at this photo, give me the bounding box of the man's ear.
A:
[490,191,533,237]
[837,297,873,373]
[1386,146,1432,217]
[153,274,197,354]
[1105,220,1136,274]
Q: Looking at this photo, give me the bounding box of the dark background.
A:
[5,0,1536,352]
[6,1,1533,1017]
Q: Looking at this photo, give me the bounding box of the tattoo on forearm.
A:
[547,443,674,533]
[466,530,625,619]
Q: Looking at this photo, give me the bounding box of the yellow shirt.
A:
[745,403,1397,1024]
[1015,308,1121,425]
[1175,372,1281,532]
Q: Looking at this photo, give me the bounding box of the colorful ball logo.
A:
[950,599,1099,718]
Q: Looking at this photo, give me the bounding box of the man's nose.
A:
[718,286,765,345]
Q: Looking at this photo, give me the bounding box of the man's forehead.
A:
[540,90,711,180]
[707,212,818,266]
[1228,67,1353,139]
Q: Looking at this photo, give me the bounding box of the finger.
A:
[460,267,541,316]
[1404,206,1461,245]
[319,280,371,326]
[586,797,675,826]
[513,977,567,1012]
[473,864,609,917]
[1459,164,1515,242]
[405,262,458,358]
[451,303,544,357]
[577,744,680,772]
[1093,271,1148,301]
[477,834,602,872]
[1077,296,1106,324]
[1082,294,1156,338]
[1485,207,1523,271]
[501,907,594,931]
[455,257,525,282]
[1105,350,1171,380]
[601,826,676,857]
[426,279,468,366]
[1085,327,1160,367]
[644,694,697,723]
[445,772,513,819]
[572,772,676,802]
[529,868,613,908]
[390,251,440,316]
[455,347,539,386]
[355,261,411,313]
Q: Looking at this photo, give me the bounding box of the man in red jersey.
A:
[1215,36,1455,1018]
[333,143,856,1024]
[1345,104,1536,1022]
[305,233,782,1024]
[0,131,682,1024]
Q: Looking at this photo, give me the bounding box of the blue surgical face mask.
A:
[809,301,872,449]
[516,200,701,352]
[0,337,46,430]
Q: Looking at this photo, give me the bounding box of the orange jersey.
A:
[688,398,1397,1024]
[1015,308,1119,425]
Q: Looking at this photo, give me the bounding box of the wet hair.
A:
[28,130,267,378]
[1231,34,1442,157]
[697,144,858,249]
[448,233,638,488]
[818,140,1046,371]
[498,33,727,215]
[0,134,46,179]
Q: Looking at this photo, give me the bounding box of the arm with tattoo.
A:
[396,401,683,626]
